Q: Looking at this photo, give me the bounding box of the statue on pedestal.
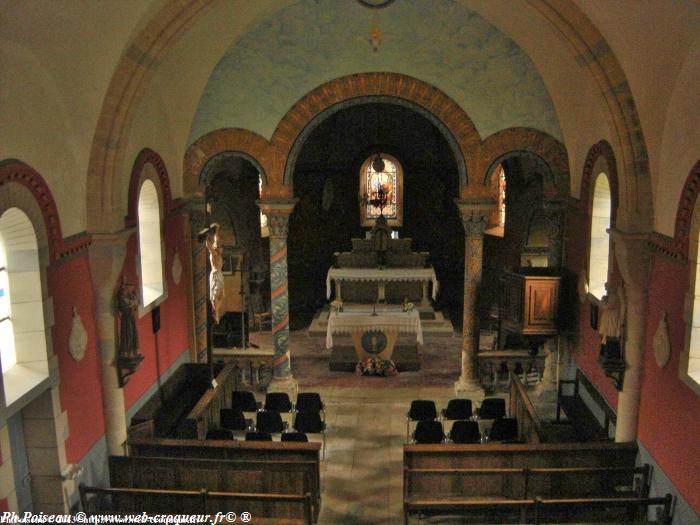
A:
[598,282,625,361]
[371,215,391,268]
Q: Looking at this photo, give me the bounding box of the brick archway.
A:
[673,159,700,260]
[479,128,570,200]
[270,73,479,189]
[126,148,173,227]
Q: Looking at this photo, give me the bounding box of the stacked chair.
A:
[293,392,326,458]
[412,420,445,444]
[448,420,481,444]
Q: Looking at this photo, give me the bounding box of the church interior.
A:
[0,0,699,523]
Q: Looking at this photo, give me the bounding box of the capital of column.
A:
[454,198,496,237]
[257,198,299,238]
[610,228,651,293]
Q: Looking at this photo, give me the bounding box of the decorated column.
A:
[542,200,566,268]
[610,230,650,442]
[454,198,495,398]
[88,230,130,455]
[258,199,298,397]
[184,198,208,363]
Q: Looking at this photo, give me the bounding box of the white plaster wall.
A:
[572,0,700,236]
[0,1,156,236]
[463,0,613,199]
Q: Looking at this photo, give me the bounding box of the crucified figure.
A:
[205,223,225,324]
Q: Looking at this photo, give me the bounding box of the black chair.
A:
[265,392,293,412]
[412,420,444,444]
[245,431,272,441]
[281,432,308,443]
[296,392,324,415]
[478,397,506,419]
[293,411,326,458]
[407,400,437,440]
[441,399,473,421]
[489,417,519,442]
[256,410,286,434]
[232,390,258,412]
[206,428,234,440]
[448,420,481,444]
[220,408,248,432]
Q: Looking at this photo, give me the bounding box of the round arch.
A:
[279,92,472,188]
[184,128,272,196]
[673,159,700,261]
[126,148,173,227]
[480,128,570,200]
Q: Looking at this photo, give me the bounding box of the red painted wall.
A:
[49,253,104,464]
[122,212,191,410]
[565,206,619,407]
[639,254,700,513]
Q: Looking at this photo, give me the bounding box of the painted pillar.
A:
[88,231,130,455]
[610,230,650,442]
[543,200,566,269]
[185,198,208,362]
[257,199,298,397]
[454,198,495,399]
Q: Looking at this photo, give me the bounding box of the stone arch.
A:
[126,148,173,227]
[86,0,651,235]
[673,159,700,261]
[0,160,64,262]
[579,140,620,224]
[183,128,273,196]
[278,90,474,188]
[479,128,569,199]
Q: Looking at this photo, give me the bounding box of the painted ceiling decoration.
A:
[188,0,562,146]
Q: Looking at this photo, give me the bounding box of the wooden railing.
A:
[185,362,238,439]
[557,368,616,440]
[79,484,313,525]
[508,372,544,443]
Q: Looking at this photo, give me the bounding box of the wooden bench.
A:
[124,439,321,521]
[108,454,319,522]
[129,363,217,438]
[404,441,642,524]
[404,493,673,524]
[557,368,616,441]
[79,484,313,525]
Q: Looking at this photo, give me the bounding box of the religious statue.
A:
[116,276,140,360]
[598,282,625,361]
[371,215,392,268]
[205,222,225,323]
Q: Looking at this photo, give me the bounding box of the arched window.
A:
[0,208,49,406]
[588,173,612,299]
[138,178,164,308]
[486,164,506,237]
[684,228,700,391]
[360,153,403,227]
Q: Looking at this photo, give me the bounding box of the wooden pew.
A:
[403,441,641,524]
[184,362,238,439]
[404,493,673,524]
[125,439,321,521]
[79,484,313,525]
[557,368,616,441]
[108,455,318,522]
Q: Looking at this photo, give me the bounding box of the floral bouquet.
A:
[355,357,398,377]
[402,300,415,312]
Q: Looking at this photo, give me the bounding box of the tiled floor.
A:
[282,330,510,524]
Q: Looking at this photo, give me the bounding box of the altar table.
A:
[326,267,439,305]
[325,305,423,360]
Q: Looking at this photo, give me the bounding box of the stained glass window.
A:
[360,154,403,227]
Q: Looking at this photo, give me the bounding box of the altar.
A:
[326,267,438,305]
[326,305,423,361]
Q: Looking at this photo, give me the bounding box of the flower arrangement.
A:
[402,300,415,312]
[355,357,398,377]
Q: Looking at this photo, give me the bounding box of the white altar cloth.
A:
[326,267,439,300]
[325,305,423,349]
